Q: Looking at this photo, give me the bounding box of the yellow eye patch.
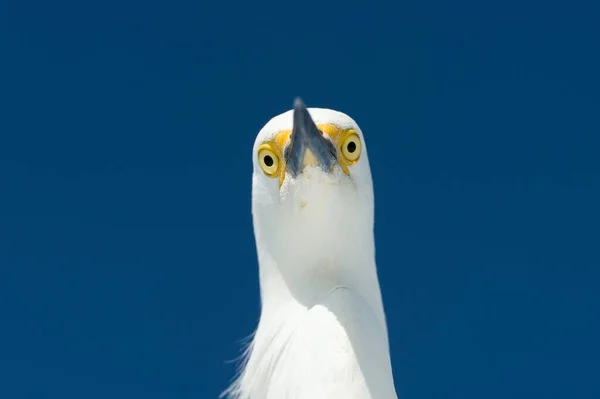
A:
[318,125,362,172]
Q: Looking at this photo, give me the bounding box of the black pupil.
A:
[264,155,274,167]
[347,141,357,153]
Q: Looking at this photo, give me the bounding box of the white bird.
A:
[223,98,398,399]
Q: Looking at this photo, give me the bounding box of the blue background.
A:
[1,0,599,397]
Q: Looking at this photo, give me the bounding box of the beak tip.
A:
[286,97,337,177]
[293,97,306,111]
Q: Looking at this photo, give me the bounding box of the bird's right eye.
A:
[258,145,280,177]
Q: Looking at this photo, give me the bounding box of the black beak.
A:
[285,98,337,177]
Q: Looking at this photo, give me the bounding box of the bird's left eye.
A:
[340,131,361,163]
[258,146,280,177]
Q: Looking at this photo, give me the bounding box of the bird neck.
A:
[234,246,396,399]
[255,243,387,331]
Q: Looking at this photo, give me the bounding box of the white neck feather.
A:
[224,233,397,399]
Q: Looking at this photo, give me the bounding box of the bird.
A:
[223,98,398,399]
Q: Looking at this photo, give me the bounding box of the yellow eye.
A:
[340,132,361,163]
[257,145,280,177]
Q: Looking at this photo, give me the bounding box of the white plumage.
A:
[224,100,397,399]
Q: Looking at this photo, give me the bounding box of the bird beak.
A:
[285,98,338,177]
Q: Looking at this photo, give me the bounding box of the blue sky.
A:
[1,0,599,397]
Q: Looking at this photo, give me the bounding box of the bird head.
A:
[251,99,375,269]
